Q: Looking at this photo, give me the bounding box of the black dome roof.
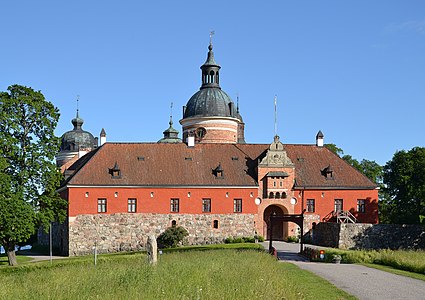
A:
[60,112,97,151]
[184,88,239,119]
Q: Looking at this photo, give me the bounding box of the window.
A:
[357,199,365,213]
[213,220,219,229]
[307,199,315,213]
[202,198,211,213]
[170,198,179,213]
[98,198,107,213]
[334,199,343,213]
[171,220,177,226]
[128,198,137,213]
[233,199,242,213]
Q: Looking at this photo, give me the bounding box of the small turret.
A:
[316,130,324,147]
[100,128,106,146]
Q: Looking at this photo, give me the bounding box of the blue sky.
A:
[1,1,424,165]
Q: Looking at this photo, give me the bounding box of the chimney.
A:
[316,130,324,147]
[100,128,106,146]
[187,131,195,147]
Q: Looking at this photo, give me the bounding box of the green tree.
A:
[325,143,344,157]
[325,144,382,185]
[0,85,67,266]
[383,147,425,224]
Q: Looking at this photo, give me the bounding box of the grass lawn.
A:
[0,254,32,266]
[307,247,425,276]
[0,249,354,299]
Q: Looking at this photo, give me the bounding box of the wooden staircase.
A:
[336,210,358,223]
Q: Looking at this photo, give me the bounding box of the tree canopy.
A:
[325,144,382,185]
[0,85,67,265]
[382,147,425,224]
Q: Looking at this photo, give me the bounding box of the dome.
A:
[60,112,97,151]
[184,87,239,119]
[60,130,96,151]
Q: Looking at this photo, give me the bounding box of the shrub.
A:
[157,226,188,248]
[286,236,299,243]
[224,236,265,244]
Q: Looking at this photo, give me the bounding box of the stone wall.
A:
[312,223,425,250]
[67,213,255,256]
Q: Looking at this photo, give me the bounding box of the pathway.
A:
[262,242,425,300]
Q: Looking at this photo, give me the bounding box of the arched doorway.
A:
[263,205,288,240]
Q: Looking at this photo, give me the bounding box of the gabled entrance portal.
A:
[263,205,287,240]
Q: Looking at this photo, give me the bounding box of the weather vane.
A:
[209,30,215,45]
[76,95,80,115]
[274,95,278,137]
[169,101,174,124]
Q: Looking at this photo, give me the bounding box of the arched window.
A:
[269,192,274,199]
[210,70,215,83]
[213,220,219,229]
[275,192,281,199]
[171,220,177,227]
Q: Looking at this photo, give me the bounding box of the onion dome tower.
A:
[56,108,97,171]
[180,38,245,144]
[158,111,182,144]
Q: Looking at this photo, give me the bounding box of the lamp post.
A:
[49,222,52,264]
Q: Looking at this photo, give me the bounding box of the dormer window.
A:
[321,165,333,178]
[213,163,224,178]
[109,161,121,179]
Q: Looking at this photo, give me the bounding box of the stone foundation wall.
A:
[68,213,256,256]
[312,223,425,250]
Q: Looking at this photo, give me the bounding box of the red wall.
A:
[67,187,259,217]
[293,189,379,223]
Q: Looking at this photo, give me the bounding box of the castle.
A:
[52,40,378,256]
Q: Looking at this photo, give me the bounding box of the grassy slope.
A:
[0,249,354,299]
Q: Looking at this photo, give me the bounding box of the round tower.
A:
[56,109,97,172]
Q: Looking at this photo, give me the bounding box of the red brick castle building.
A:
[54,41,378,256]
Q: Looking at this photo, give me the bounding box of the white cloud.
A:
[386,19,425,35]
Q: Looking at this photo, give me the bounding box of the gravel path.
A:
[262,242,425,300]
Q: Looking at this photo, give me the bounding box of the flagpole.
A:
[274,95,277,137]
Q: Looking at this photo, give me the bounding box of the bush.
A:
[157,226,188,248]
[224,236,264,244]
[286,236,299,243]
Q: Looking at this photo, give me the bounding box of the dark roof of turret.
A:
[182,42,242,121]
[60,110,97,151]
[184,88,238,119]
[158,117,182,144]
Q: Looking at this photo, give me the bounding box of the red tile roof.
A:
[64,143,376,190]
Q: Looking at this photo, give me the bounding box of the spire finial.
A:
[274,95,278,137]
[209,30,215,48]
[76,95,80,117]
[236,93,240,113]
[169,102,174,126]
[71,95,84,130]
